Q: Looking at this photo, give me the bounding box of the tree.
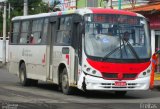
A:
[8,0,48,17]
[0,0,48,36]
[49,0,61,12]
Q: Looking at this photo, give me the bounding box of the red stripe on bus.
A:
[87,58,150,74]
[89,8,137,16]
[66,54,69,65]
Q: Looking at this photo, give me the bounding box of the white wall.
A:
[0,39,8,62]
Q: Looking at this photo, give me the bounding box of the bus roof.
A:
[12,7,143,21]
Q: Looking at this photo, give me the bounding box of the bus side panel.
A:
[8,45,28,76]
[25,45,47,81]
[70,47,76,85]
[52,46,64,84]
[52,46,75,85]
[8,45,48,81]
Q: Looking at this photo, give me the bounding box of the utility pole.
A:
[2,1,6,64]
[24,0,28,16]
[8,3,10,19]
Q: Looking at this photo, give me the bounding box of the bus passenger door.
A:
[72,15,83,84]
[47,17,57,81]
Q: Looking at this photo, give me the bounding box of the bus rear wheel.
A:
[61,68,74,95]
[19,63,31,86]
[115,91,127,96]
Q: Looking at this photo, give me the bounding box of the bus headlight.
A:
[83,65,102,77]
[138,69,151,78]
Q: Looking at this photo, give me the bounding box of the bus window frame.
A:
[30,18,44,45]
[41,17,49,45]
[10,21,21,45]
[19,19,31,45]
[72,14,83,55]
[10,17,50,45]
[54,14,73,46]
[28,17,50,45]
[54,14,83,48]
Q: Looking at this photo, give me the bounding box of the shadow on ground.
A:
[31,82,149,99]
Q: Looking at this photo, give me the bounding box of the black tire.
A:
[30,79,38,86]
[61,68,74,95]
[19,63,31,86]
[115,91,127,96]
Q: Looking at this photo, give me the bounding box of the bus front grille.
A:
[102,73,138,80]
[102,73,118,79]
[123,73,137,79]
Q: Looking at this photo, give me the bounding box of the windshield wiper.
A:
[103,44,125,59]
[103,39,140,60]
[125,40,140,60]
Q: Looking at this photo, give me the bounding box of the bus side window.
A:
[11,22,20,44]
[20,20,30,44]
[56,16,72,45]
[41,18,49,44]
[31,19,43,44]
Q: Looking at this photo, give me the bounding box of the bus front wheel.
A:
[61,68,74,95]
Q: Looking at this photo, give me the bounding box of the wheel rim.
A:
[62,73,68,90]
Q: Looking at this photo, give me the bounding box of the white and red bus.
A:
[9,8,151,95]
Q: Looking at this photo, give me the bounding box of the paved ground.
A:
[0,67,160,109]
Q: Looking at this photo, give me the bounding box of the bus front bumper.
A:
[77,72,150,91]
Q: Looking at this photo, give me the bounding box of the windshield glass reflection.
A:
[84,14,151,60]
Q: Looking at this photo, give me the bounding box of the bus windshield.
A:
[84,14,151,60]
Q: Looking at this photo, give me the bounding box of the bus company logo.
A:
[22,49,32,57]
[140,103,157,109]
[118,73,123,80]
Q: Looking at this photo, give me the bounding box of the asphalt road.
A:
[0,67,160,109]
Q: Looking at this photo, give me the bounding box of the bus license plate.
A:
[115,82,126,87]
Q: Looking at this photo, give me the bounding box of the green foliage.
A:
[8,0,48,17]
[49,0,61,12]
[0,0,49,36]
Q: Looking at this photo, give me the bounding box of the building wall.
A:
[77,0,101,8]
[77,0,149,9]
